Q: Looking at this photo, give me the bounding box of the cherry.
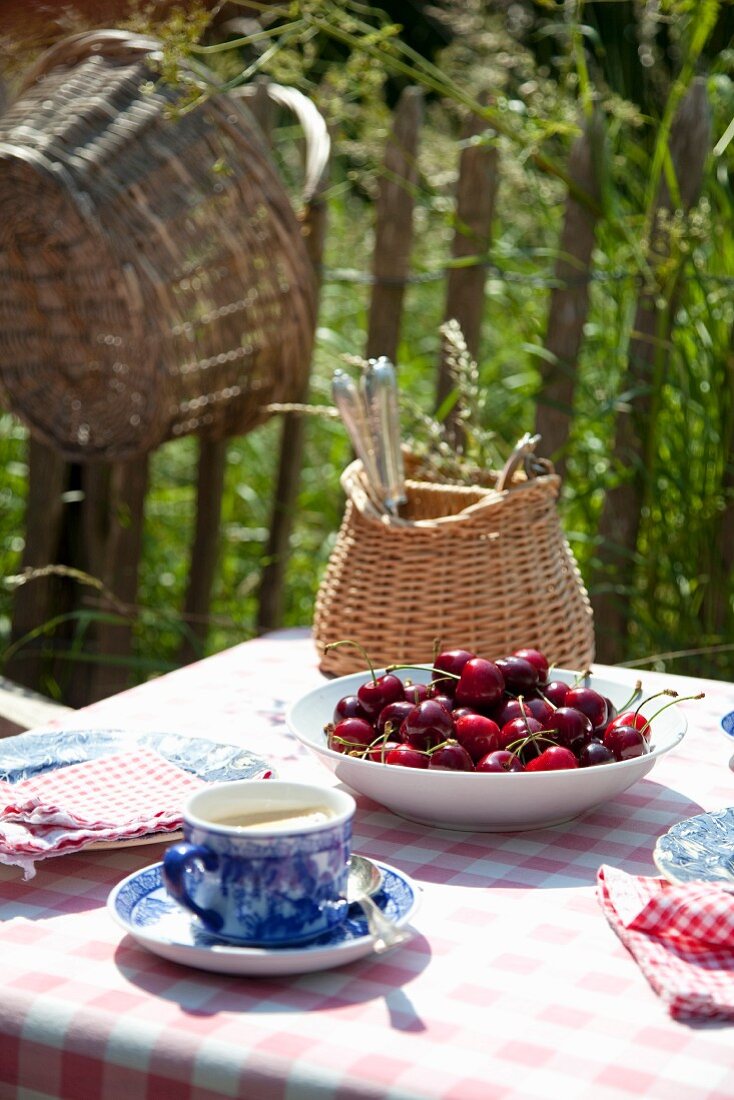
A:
[432,648,475,695]
[495,696,554,728]
[376,699,414,736]
[329,717,376,754]
[357,672,405,718]
[495,655,539,693]
[499,715,544,749]
[606,709,649,738]
[547,706,593,748]
[428,741,475,771]
[401,699,454,751]
[453,713,502,763]
[513,647,550,683]
[563,686,608,730]
[333,694,369,722]
[451,706,477,720]
[430,692,455,712]
[543,680,571,707]
[603,724,647,761]
[578,740,616,767]
[403,681,432,705]
[455,658,505,711]
[525,745,578,771]
[385,744,429,769]
[475,749,524,773]
[366,739,401,762]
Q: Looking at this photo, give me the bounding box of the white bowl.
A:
[286,667,687,831]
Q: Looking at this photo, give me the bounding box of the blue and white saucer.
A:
[653,807,734,887]
[108,858,420,975]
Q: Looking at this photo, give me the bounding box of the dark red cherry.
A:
[432,648,475,695]
[603,724,647,760]
[428,741,474,771]
[455,658,505,711]
[513,647,550,683]
[547,706,593,748]
[357,673,405,718]
[499,715,544,749]
[543,680,571,707]
[329,717,376,754]
[385,744,429,768]
[563,687,608,730]
[401,698,454,751]
[495,655,539,693]
[495,696,554,728]
[475,749,524,773]
[333,694,368,722]
[525,745,578,771]
[376,699,414,736]
[403,681,432,705]
[453,713,501,763]
[578,740,616,767]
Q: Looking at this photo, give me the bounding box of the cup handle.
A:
[161,841,225,933]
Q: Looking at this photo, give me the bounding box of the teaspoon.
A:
[347,854,412,954]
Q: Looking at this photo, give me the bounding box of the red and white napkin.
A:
[0,747,205,879]
[597,864,734,1021]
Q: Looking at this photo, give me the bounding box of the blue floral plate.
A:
[653,807,734,888]
[0,728,274,849]
[108,858,419,974]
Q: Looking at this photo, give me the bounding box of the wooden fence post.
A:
[534,110,603,479]
[591,79,711,663]
[5,439,68,692]
[82,455,150,703]
[436,96,498,422]
[365,86,424,362]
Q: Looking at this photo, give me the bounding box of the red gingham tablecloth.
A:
[1,629,733,1100]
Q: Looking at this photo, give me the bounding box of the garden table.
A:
[1,628,733,1100]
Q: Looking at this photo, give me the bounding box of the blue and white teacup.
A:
[162,779,355,945]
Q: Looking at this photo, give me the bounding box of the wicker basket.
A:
[0,30,323,460]
[313,458,595,677]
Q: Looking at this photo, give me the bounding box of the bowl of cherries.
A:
[286,644,693,830]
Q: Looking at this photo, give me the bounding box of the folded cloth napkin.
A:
[0,747,206,879]
[597,864,734,1022]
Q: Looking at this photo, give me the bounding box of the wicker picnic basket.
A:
[0,30,324,460]
[313,457,595,677]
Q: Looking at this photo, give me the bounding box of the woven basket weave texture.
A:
[313,460,596,677]
[0,31,317,460]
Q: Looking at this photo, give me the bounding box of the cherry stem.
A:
[638,691,705,735]
[633,688,678,720]
[385,662,460,681]
[619,679,643,712]
[506,730,556,756]
[324,639,376,682]
[517,696,533,728]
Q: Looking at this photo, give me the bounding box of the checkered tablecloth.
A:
[1,629,733,1100]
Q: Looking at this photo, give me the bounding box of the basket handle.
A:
[230,83,330,206]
